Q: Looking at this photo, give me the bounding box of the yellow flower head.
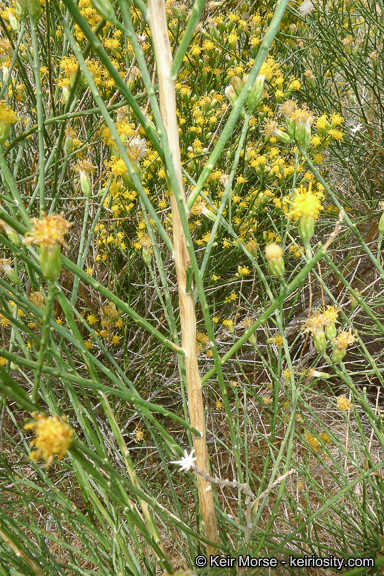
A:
[333,329,356,350]
[59,55,79,78]
[74,159,96,177]
[24,213,72,248]
[280,99,297,119]
[0,101,18,125]
[304,432,320,452]
[337,394,352,413]
[322,305,339,324]
[25,412,73,467]
[286,182,324,221]
[138,234,151,248]
[292,107,314,129]
[303,311,327,336]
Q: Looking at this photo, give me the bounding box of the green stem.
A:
[0,151,30,227]
[200,114,250,280]
[32,280,55,404]
[169,0,206,80]
[377,234,382,263]
[30,16,45,216]
[71,197,90,306]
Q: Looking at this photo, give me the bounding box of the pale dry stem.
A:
[147,0,218,556]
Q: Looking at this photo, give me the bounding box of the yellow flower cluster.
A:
[0,100,18,125]
[24,213,72,248]
[25,412,73,467]
[286,183,324,221]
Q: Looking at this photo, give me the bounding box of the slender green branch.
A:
[0,152,30,227]
[169,0,206,80]
[0,22,26,100]
[31,280,55,403]
[30,16,45,216]
[200,114,250,279]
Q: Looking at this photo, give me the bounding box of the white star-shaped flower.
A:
[170,449,196,472]
[350,122,363,134]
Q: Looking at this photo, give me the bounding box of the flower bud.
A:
[331,347,346,363]
[325,322,337,341]
[74,160,96,198]
[298,214,315,243]
[0,220,21,246]
[293,109,313,150]
[248,332,257,349]
[64,133,74,156]
[61,85,70,104]
[0,259,20,284]
[225,85,238,107]
[80,173,92,198]
[379,212,384,236]
[142,246,151,266]
[127,66,140,91]
[247,73,265,113]
[265,243,285,279]
[40,243,62,282]
[313,329,327,353]
[122,162,143,190]
[231,76,243,97]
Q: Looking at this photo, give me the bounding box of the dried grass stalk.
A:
[147,0,218,555]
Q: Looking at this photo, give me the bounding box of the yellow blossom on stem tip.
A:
[322,305,339,339]
[24,212,72,248]
[24,213,72,281]
[304,432,320,452]
[24,412,73,467]
[302,311,327,353]
[332,330,356,363]
[286,182,324,243]
[337,395,352,413]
